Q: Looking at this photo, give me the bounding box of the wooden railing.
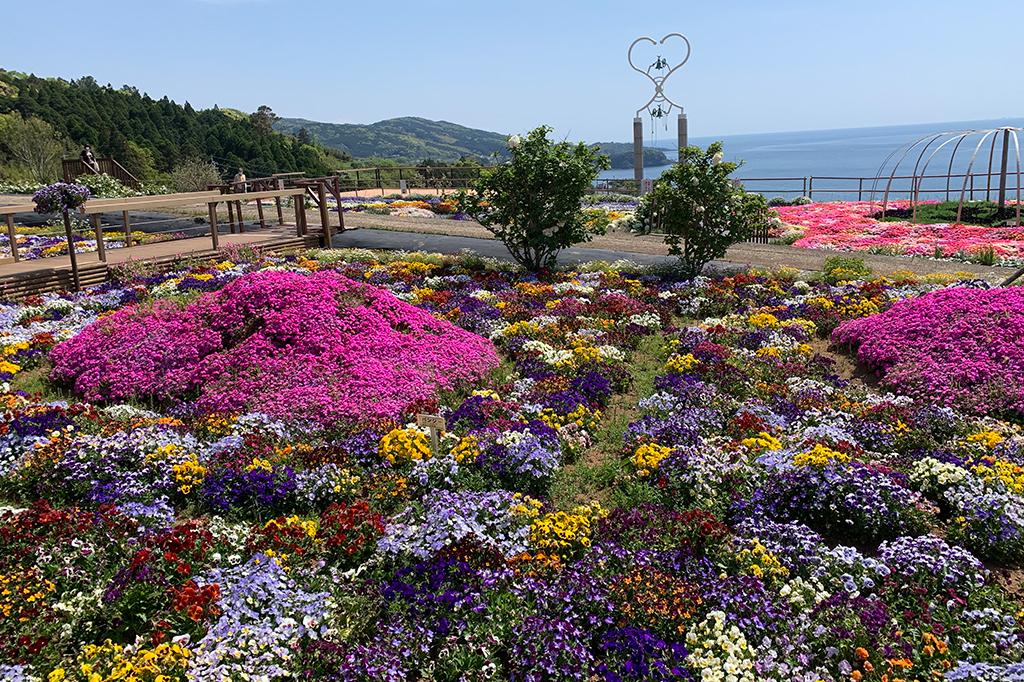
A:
[62,157,143,189]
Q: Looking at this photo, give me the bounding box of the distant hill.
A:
[275,116,509,162]
[592,142,670,169]
[276,116,669,169]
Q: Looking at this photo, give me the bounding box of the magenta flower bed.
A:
[832,286,1024,415]
[49,270,499,423]
[776,201,1024,259]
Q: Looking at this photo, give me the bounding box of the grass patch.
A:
[874,200,1020,227]
[549,331,667,509]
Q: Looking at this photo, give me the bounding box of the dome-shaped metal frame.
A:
[868,126,1022,227]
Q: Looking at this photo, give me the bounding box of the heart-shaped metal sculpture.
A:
[628,33,690,117]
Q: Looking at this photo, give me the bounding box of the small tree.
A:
[250,105,279,134]
[637,142,774,278]
[458,126,609,270]
[169,157,222,192]
[0,113,66,182]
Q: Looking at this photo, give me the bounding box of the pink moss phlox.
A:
[776,201,1024,258]
[832,286,1024,415]
[49,270,499,424]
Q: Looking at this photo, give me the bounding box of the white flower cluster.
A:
[685,611,756,682]
[908,456,969,493]
[622,312,662,329]
[522,339,573,366]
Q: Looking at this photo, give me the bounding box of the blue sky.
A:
[3,0,1022,142]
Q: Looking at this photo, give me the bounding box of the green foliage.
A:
[458,126,610,271]
[822,255,872,283]
[636,142,775,278]
[119,140,158,183]
[0,72,334,178]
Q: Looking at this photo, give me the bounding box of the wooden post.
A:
[858,178,863,202]
[5,214,18,262]
[275,179,285,225]
[317,181,330,243]
[227,201,237,234]
[354,170,360,197]
[333,177,345,233]
[62,209,81,292]
[256,197,266,229]
[293,193,305,237]
[122,210,131,247]
[236,201,245,233]
[91,213,106,262]
[208,202,220,250]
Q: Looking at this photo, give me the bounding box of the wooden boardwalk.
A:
[0,226,319,298]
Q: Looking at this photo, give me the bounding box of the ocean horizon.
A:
[599,117,1024,199]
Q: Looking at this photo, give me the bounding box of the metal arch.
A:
[945,133,970,202]
[879,133,945,216]
[908,132,948,222]
[955,129,1000,223]
[917,133,967,215]
[628,33,691,118]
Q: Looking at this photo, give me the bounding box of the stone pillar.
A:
[677,113,688,159]
[633,117,644,186]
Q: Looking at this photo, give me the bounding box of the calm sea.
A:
[598,117,1024,200]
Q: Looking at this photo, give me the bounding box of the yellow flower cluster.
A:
[836,297,880,318]
[735,539,790,583]
[171,456,206,495]
[245,457,274,473]
[807,296,835,310]
[632,443,672,476]
[265,515,319,539]
[511,494,544,519]
[665,352,699,373]
[529,503,603,559]
[540,405,602,432]
[792,443,850,468]
[450,435,480,463]
[0,359,19,376]
[214,260,236,271]
[974,456,1024,494]
[967,430,1004,449]
[755,347,781,358]
[379,427,432,464]
[748,312,780,328]
[1,571,55,621]
[48,640,190,682]
[739,432,782,452]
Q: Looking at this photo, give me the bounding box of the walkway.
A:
[337,212,1016,281]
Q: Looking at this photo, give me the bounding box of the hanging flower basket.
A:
[32,182,91,214]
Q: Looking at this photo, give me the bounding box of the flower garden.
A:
[775,201,1024,265]
[2,248,1024,681]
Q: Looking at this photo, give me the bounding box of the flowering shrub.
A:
[49,270,499,424]
[31,182,90,214]
[833,286,1024,416]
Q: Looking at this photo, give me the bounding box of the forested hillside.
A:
[0,71,337,181]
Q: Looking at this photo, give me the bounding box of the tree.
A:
[250,105,279,134]
[635,142,774,278]
[0,112,66,182]
[168,157,221,192]
[296,127,312,145]
[458,126,609,271]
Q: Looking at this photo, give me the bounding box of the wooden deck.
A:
[0,226,320,299]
